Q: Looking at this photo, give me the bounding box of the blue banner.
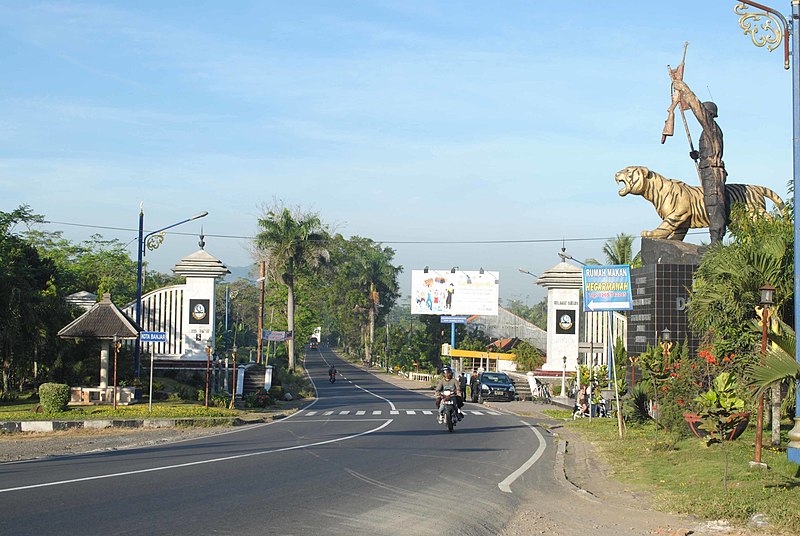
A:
[582,265,633,312]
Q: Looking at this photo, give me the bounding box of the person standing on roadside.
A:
[470,369,480,402]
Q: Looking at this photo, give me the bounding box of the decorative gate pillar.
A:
[171,240,230,357]
[536,261,583,371]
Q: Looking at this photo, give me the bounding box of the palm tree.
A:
[255,207,329,370]
[690,206,793,446]
[586,233,641,267]
[352,240,400,364]
[748,321,798,447]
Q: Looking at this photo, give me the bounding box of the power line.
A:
[41,219,707,245]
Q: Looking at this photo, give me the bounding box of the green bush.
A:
[268,385,284,399]
[210,393,231,408]
[244,389,273,408]
[38,383,70,413]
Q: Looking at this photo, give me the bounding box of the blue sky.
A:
[1,1,793,304]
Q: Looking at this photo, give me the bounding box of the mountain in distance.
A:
[222,264,259,282]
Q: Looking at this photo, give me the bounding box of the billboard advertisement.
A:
[411,269,499,316]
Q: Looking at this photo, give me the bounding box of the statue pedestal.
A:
[640,238,705,266]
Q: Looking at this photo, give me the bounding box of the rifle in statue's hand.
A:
[661,42,689,145]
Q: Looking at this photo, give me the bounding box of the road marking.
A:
[498,421,547,494]
[0,420,394,494]
[352,383,396,411]
[298,408,507,417]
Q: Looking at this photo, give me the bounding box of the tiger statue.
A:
[615,166,783,240]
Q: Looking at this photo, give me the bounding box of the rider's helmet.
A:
[443,366,453,378]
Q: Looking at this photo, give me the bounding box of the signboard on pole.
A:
[440,316,468,324]
[262,330,293,342]
[140,331,166,342]
[411,269,499,316]
[582,265,633,312]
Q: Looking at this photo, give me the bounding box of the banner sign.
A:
[582,265,633,312]
[411,269,499,316]
[440,316,468,324]
[262,330,293,341]
[140,331,166,342]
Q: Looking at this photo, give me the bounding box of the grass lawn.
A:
[545,409,800,533]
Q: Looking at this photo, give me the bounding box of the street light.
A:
[518,268,539,278]
[134,206,208,379]
[754,284,776,466]
[561,355,567,399]
[732,0,800,464]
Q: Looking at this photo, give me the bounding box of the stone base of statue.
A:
[640,237,705,266]
[627,238,703,358]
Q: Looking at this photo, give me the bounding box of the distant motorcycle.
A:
[328,369,337,384]
[439,389,460,432]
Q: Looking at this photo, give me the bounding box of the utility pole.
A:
[257,261,265,364]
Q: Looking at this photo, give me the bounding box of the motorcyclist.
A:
[328,366,337,381]
[434,367,462,424]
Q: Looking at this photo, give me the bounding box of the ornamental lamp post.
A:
[561,355,567,399]
[134,207,208,380]
[731,0,800,464]
[754,284,776,467]
[660,327,673,370]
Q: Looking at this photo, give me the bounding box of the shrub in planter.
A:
[38,383,70,413]
[268,385,284,399]
[692,371,749,445]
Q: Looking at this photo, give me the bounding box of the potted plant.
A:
[684,371,749,443]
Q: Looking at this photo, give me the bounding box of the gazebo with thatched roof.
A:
[58,293,140,404]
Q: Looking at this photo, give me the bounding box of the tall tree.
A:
[688,206,793,361]
[0,206,59,392]
[255,206,329,370]
[350,237,401,364]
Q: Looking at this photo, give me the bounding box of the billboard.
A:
[411,269,499,316]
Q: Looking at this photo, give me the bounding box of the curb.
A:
[0,416,269,433]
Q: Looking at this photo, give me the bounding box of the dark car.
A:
[474,372,517,403]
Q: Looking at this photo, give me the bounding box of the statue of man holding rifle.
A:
[662,43,727,244]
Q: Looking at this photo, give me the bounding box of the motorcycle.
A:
[329,371,336,384]
[439,389,460,432]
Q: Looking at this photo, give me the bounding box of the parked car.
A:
[474,372,517,403]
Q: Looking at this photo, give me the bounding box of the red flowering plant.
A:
[635,340,741,437]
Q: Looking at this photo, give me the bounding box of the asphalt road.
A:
[0,348,556,536]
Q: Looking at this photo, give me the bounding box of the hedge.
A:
[38,383,70,413]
